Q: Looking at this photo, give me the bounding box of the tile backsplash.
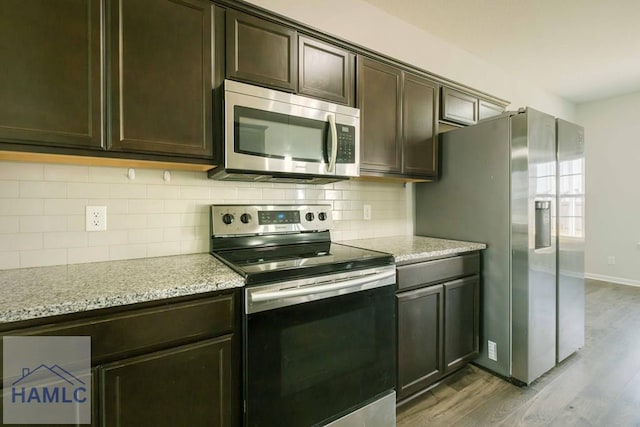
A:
[0,161,413,270]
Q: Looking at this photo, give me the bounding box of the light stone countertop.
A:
[341,235,486,264]
[0,254,243,324]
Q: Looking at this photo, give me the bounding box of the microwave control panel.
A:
[335,125,356,164]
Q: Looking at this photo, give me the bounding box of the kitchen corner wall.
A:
[0,161,412,270]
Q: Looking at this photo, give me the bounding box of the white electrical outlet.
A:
[488,340,497,361]
[86,206,107,231]
[607,256,616,265]
[363,204,372,220]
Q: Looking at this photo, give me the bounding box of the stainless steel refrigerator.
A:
[414,108,585,384]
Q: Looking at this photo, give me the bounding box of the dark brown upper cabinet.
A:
[298,36,355,105]
[357,57,403,174]
[358,57,439,178]
[0,0,103,150]
[107,0,213,158]
[441,86,478,125]
[403,72,439,177]
[226,9,297,92]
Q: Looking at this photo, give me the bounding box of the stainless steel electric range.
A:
[210,204,396,427]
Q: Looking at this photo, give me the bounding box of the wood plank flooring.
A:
[397,279,640,426]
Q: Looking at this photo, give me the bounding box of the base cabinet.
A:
[101,336,233,427]
[396,253,480,402]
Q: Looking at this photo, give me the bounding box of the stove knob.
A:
[318,212,327,221]
[305,212,315,222]
[221,213,234,225]
[240,213,252,224]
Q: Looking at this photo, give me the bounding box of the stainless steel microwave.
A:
[208,80,360,184]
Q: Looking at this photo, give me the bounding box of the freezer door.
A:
[556,119,585,362]
[510,108,557,385]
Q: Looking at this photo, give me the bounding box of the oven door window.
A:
[246,286,395,426]
[234,106,329,163]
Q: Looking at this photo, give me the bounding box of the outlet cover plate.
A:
[86,206,107,232]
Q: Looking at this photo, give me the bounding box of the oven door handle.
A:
[250,269,395,303]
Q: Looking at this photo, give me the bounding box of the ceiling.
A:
[359,0,640,104]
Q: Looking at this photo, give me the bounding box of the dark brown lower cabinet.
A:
[396,284,443,400]
[396,253,481,403]
[101,336,232,427]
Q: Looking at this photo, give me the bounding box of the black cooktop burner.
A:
[213,241,394,286]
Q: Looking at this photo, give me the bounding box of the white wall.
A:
[245,0,577,121]
[577,92,640,286]
[0,161,411,270]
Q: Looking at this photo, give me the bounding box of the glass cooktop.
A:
[213,242,394,286]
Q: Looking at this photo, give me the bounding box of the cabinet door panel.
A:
[108,0,212,157]
[101,336,233,427]
[298,36,354,105]
[403,73,438,177]
[444,275,480,373]
[441,87,478,125]
[397,285,444,400]
[0,0,103,149]
[357,58,402,173]
[226,10,297,91]
[479,100,505,120]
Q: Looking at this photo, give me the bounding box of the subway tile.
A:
[67,182,110,198]
[0,233,42,251]
[262,188,286,200]
[210,186,238,200]
[109,244,147,261]
[108,183,147,199]
[181,213,208,227]
[44,199,86,215]
[127,228,164,244]
[0,181,19,198]
[88,230,128,247]
[163,226,197,242]
[0,252,20,270]
[44,164,89,182]
[304,189,324,200]
[324,190,342,200]
[88,166,131,183]
[67,215,86,232]
[128,199,164,214]
[19,181,67,198]
[0,217,19,233]
[20,248,67,268]
[163,170,200,185]
[237,187,262,200]
[0,199,44,216]
[147,241,182,258]
[147,213,181,228]
[0,162,44,181]
[164,200,197,214]
[109,214,147,230]
[180,186,210,200]
[87,199,128,214]
[285,189,306,200]
[20,215,68,233]
[67,246,110,264]
[44,231,88,249]
[180,239,208,254]
[147,185,180,199]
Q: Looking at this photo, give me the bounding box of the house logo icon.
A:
[3,336,91,424]
[11,364,88,404]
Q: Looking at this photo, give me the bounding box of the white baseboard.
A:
[585,273,640,287]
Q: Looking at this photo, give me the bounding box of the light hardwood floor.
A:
[397,279,640,426]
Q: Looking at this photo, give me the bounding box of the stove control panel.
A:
[211,204,333,236]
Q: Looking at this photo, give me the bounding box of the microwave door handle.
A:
[327,114,338,173]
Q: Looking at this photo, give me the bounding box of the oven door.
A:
[244,269,396,426]
[224,80,359,179]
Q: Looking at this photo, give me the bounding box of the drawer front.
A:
[397,252,479,291]
[7,294,234,363]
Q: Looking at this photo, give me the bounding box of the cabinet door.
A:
[0,0,103,150]
[441,87,478,125]
[298,36,354,105]
[479,99,505,120]
[402,73,439,177]
[226,10,297,91]
[357,57,402,174]
[396,284,444,400]
[101,336,233,427]
[108,0,213,157]
[443,275,480,373]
